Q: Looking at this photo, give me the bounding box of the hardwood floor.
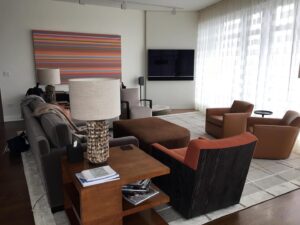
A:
[0,89,5,152]
[0,121,35,225]
[0,120,300,225]
[206,189,300,225]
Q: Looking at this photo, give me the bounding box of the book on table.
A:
[81,165,118,182]
[122,179,159,205]
[123,186,159,206]
[76,165,120,187]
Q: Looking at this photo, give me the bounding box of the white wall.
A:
[145,11,198,109]
[0,0,145,121]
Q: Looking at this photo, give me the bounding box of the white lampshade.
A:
[69,78,121,121]
[36,68,61,85]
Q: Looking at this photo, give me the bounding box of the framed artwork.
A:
[32,30,121,83]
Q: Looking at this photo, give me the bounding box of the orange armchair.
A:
[247,110,300,159]
[205,100,254,138]
[151,132,257,219]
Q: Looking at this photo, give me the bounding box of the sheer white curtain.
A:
[195,0,300,117]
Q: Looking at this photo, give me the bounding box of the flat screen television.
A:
[148,49,194,81]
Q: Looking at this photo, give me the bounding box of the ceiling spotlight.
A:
[171,8,176,15]
[121,1,127,10]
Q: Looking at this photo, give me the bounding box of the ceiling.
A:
[54,0,221,11]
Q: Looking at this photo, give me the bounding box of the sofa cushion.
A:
[40,113,72,148]
[230,100,253,113]
[206,115,223,126]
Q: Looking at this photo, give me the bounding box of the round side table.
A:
[254,110,273,117]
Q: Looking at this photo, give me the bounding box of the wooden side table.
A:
[254,110,273,117]
[62,145,170,225]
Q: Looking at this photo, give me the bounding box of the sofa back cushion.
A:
[281,110,300,126]
[22,106,51,157]
[230,100,254,114]
[184,132,257,170]
[40,113,72,148]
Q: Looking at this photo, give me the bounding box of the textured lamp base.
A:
[86,120,109,164]
[45,85,56,103]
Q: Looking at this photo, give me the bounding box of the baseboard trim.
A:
[4,115,23,122]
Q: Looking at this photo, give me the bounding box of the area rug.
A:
[22,111,300,225]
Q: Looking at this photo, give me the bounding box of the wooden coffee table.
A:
[62,145,170,225]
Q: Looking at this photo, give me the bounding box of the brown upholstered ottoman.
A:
[113,117,190,153]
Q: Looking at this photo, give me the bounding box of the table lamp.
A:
[69,78,121,164]
[36,68,61,103]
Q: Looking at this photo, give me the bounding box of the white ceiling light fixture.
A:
[54,0,222,11]
[121,1,127,9]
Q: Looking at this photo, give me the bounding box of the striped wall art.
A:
[32,30,121,83]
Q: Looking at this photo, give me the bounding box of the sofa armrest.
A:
[41,147,66,209]
[78,136,139,149]
[206,107,230,116]
[152,143,185,164]
[223,112,249,137]
[109,136,139,147]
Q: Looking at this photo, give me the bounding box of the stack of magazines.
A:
[76,166,120,187]
[122,179,159,205]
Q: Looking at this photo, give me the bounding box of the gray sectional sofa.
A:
[21,97,138,211]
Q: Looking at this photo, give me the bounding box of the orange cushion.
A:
[184,132,257,170]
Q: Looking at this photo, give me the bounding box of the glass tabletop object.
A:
[254,110,273,117]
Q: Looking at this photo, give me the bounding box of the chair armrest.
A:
[206,107,230,116]
[121,100,130,119]
[140,99,152,108]
[109,136,139,147]
[152,143,185,163]
[253,125,299,157]
[254,125,299,138]
[247,117,281,127]
[223,112,249,137]
[198,136,210,140]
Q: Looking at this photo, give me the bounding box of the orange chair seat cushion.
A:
[206,115,223,126]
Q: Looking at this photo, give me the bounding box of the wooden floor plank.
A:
[0,121,34,225]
